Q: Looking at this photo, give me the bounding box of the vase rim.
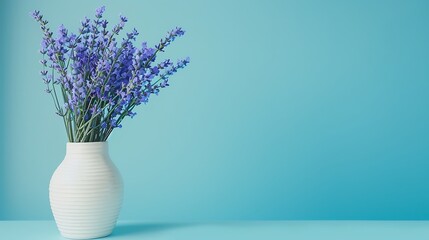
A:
[66,141,108,154]
[67,141,108,145]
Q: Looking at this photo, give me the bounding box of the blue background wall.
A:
[1,0,428,220]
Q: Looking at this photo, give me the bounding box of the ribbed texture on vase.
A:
[50,142,123,239]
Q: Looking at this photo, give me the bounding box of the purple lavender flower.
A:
[31,6,189,142]
[120,15,128,22]
[95,6,105,18]
[155,27,186,52]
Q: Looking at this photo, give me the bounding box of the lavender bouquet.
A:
[31,6,189,142]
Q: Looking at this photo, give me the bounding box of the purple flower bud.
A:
[31,10,40,19]
[120,15,128,22]
[95,6,106,18]
[101,20,108,29]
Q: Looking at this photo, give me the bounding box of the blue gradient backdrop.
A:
[1,0,429,220]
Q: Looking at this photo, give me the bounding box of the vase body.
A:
[49,142,123,239]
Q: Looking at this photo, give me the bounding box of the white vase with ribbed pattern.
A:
[49,142,123,239]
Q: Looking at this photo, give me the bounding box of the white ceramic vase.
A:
[49,142,123,239]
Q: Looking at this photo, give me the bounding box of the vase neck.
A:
[66,142,108,155]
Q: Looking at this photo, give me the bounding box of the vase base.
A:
[60,230,113,240]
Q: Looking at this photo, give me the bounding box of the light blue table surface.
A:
[0,221,428,240]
